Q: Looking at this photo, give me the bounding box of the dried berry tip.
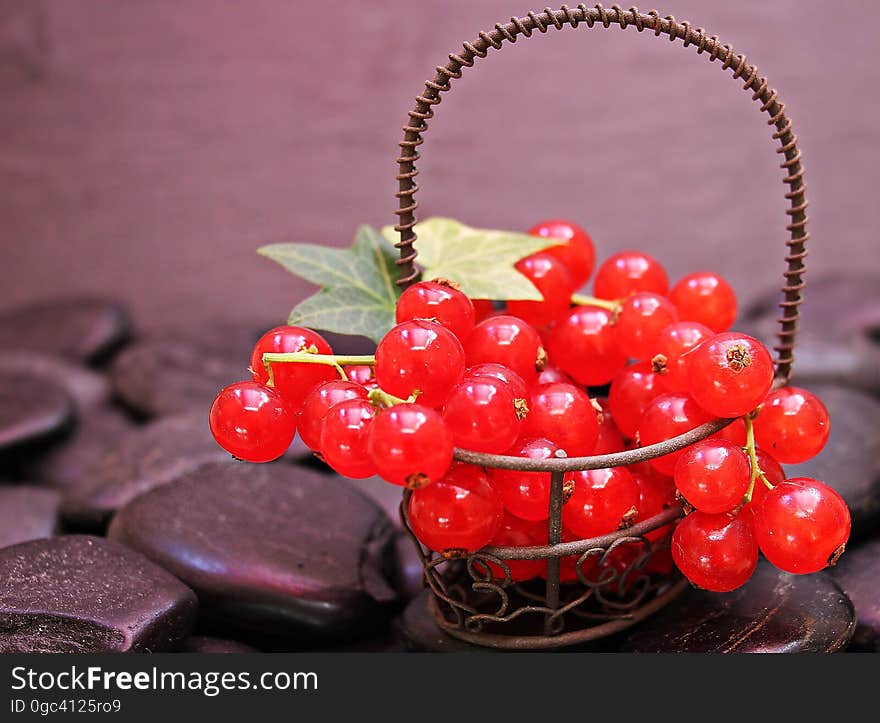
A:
[725,344,752,371]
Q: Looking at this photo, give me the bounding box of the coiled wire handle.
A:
[394,4,806,384]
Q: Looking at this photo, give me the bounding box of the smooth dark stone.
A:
[0,297,130,364]
[0,536,197,653]
[741,274,880,392]
[354,475,406,526]
[392,530,426,603]
[111,338,242,418]
[785,384,880,540]
[108,462,397,641]
[0,372,74,452]
[0,352,111,411]
[395,590,485,652]
[0,486,60,548]
[831,538,880,651]
[621,562,855,653]
[24,407,136,492]
[180,636,260,654]
[61,414,231,528]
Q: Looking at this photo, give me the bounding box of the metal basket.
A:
[391,5,807,650]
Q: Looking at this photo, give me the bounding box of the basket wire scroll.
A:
[392,5,807,649]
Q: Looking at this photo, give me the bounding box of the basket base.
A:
[398,580,688,651]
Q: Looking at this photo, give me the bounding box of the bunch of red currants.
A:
[209,219,850,593]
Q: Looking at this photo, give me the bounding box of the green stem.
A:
[570,293,621,313]
[262,351,375,382]
[742,414,773,504]
[368,387,408,408]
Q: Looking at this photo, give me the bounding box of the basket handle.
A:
[393,5,807,383]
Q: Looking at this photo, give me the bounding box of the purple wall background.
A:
[1,0,878,332]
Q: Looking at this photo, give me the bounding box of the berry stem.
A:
[367,387,409,408]
[570,293,621,313]
[262,351,376,382]
[742,413,773,504]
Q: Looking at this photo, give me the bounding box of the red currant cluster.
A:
[209,219,850,593]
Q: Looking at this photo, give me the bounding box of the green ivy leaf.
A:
[258,226,399,344]
[381,217,549,300]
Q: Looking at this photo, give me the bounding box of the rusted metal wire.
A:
[393,4,807,649]
[394,4,806,383]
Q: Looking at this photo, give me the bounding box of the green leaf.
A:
[381,217,549,300]
[258,226,399,343]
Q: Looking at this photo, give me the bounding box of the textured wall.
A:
[1,0,878,332]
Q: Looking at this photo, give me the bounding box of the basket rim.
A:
[450,416,733,471]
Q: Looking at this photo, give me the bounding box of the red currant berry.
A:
[593,399,625,455]
[319,398,377,478]
[614,292,679,361]
[687,333,774,418]
[673,438,751,513]
[464,315,543,385]
[608,362,663,440]
[250,326,336,407]
[671,511,758,592]
[345,364,377,389]
[395,280,475,340]
[507,252,576,328]
[522,382,599,456]
[670,272,738,333]
[487,513,547,582]
[489,438,565,521]
[717,417,747,446]
[464,363,528,401]
[535,366,573,386]
[743,448,785,516]
[753,477,850,574]
[209,381,297,463]
[637,393,714,476]
[408,463,504,553]
[563,467,640,539]
[547,306,628,386]
[367,402,453,487]
[297,380,368,451]
[374,320,465,407]
[442,375,523,454]
[527,219,596,288]
[594,251,669,300]
[752,386,830,464]
[632,470,676,542]
[651,321,713,392]
[472,299,496,323]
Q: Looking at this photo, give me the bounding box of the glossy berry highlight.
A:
[547,306,628,386]
[367,403,453,488]
[374,319,465,407]
[671,511,758,592]
[408,463,504,554]
[319,398,377,479]
[465,315,544,385]
[209,381,297,463]
[522,382,599,457]
[686,332,774,418]
[442,375,523,454]
[527,219,596,288]
[250,326,336,407]
[670,272,737,333]
[507,251,576,328]
[395,280,475,340]
[753,477,850,574]
[673,438,751,513]
[594,251,669,300]
[752,386,830,464]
